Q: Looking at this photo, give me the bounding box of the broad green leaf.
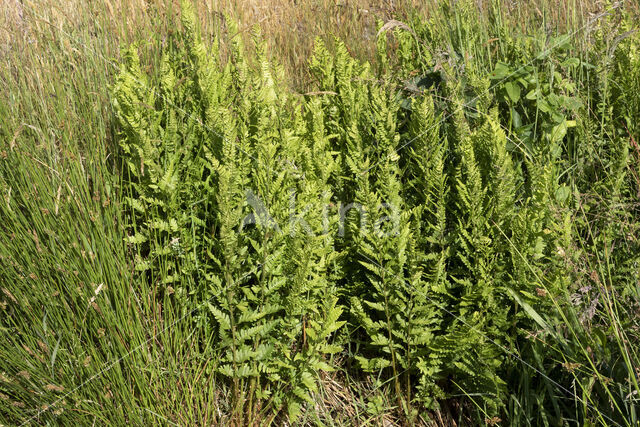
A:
[504,81,521,103]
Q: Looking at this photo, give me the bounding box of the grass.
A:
[1,0,640,425]
[0,1,218,424]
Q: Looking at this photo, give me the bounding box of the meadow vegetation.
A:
[1,0,640,425]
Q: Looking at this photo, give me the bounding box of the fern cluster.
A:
[114,3,344,421]
[112,1,640,422]
[305,33,565,414]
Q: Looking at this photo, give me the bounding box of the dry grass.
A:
[1,0,410,88]
[2,0,617,91]
[212,0,427,87]
[211,0,614,87]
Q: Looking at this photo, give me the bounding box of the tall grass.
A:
[0,1,222,424]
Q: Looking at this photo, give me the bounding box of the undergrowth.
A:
[2,0,640,425]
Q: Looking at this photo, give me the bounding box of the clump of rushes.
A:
[0,1,209,424]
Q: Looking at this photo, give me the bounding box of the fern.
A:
[113,2,343,421]
[111,3,640,422]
